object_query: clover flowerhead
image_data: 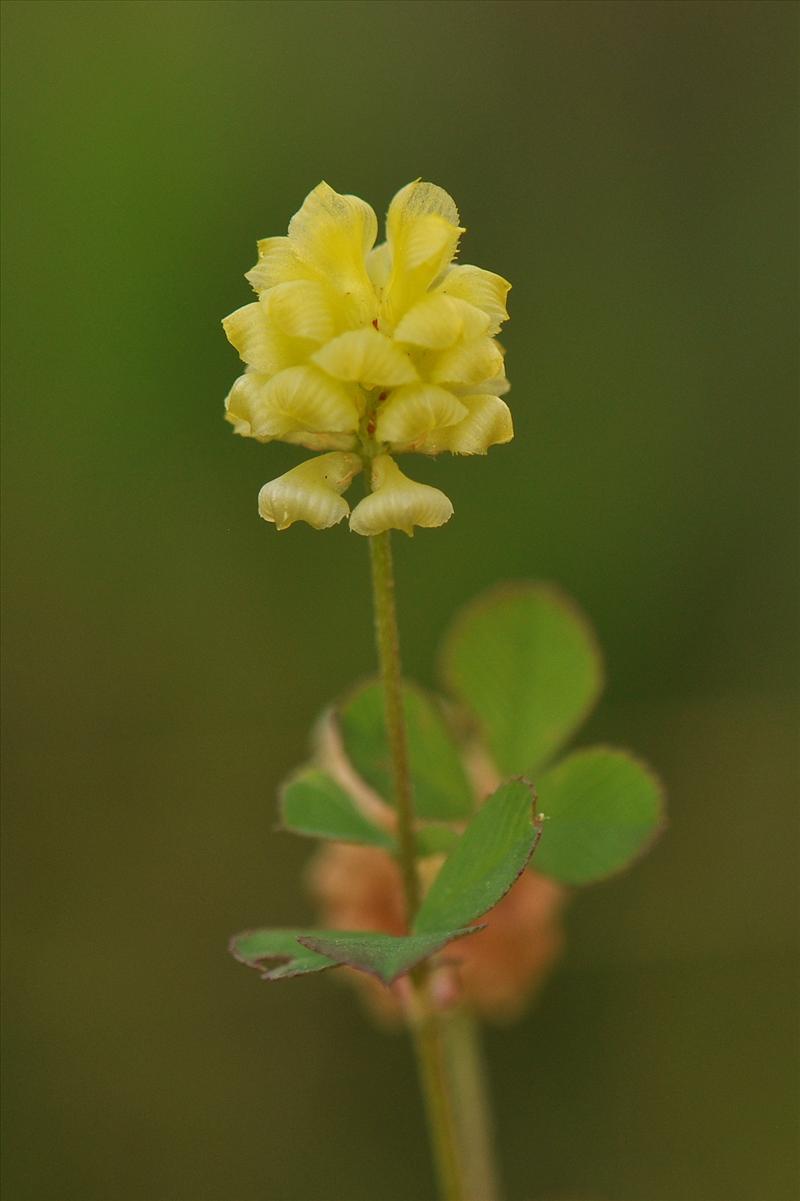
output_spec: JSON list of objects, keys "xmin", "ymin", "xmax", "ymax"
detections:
[{"xmin": 222, "ymin": 181, "xmax": 512, "ymax": 534}]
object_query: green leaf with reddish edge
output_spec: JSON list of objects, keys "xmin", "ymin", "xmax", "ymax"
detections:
[
  {"xmin": 298, "ymin": 928, "xmax": 484, "ymax": 986},
  {"xmin": 337, "ymin": 679, "xmax": 474, "ymax": 820},
  {"xmin": 439, "ymin": 582, "xmax": 603, "ymax": 776},
  {"xmin": 280, "ymin": 767, "xmax": 396, "ymax": 850},
  {"xmin": 413, "ymin": 779, "xmax": 542, "ymax": 934},
  {"xmin": 533, "ymin": 747, "xmax": 665, "ymax": 885},
  {"xmin": 229, "ymin": 928, "xmax": 349, "ymax": 980}
]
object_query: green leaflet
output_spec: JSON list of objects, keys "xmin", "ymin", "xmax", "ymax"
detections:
[
  {"xmin": 298, "ymin": 928, "xmax": 483, "ymax": 985},
  {"xmin": 414, "ymin": 779, "xmax": 542, "ymax": 934},
  {"xmin": 230, "ymin": 926, "xmax": 481, "ymax": 986},
  {"xmin": 280, "ymin": 766, "xmax": 396, "ymax": 850},
  {"xmin": 439, "ymin": 583, "xmax": 603, "ymax": 776},
  {"xmin": 338, "ymin": 679, "xmax": 474, "ymax": 820},
  {"xmin": 533, "ymin": 747, "xmax": 665, "ymax": 884},
  {"xmin": 229, "ymin": 928, "xmax": 346, "ymax": 980}
]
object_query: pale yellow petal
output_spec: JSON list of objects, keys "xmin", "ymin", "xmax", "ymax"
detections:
[
  {"xmin": 382, "ymin": 180, "xmax": 464, "ymax": 329},
  {"xmin": 402, "ymin": 214, "xmax": 460, "ymax": 273},
  {"xmin": 288, "ymin": 182, "xmax": 378, "ymax": 324},
  {"xmin": 222, "ymin": 301, "xmax": 269, "ymax": 365},
  {"xmin": 393, "ymin": 294, "xmax": 490, "ymax": 349},
  {"xmin": 382, "ymin": 220, "xmax": 461, "ymax": 329},
  {"xmin": 246, "ymin": 365, "xmax": 360, "ymax": 440},
  {"xmin": 290, "ymin": 182, "xmax": 378, "ymax": 263},
  {"xmin": 226, "ymin": 373, "xmax": 356, "ymax": 449},
  {"xmin": 267, "ymin": 280, "xmax": 336, "ymax": 343},
  {"xmin": 387, "ymin": 180, "xmax": 460, "ymax": 234},
  {"xmin": 428, "ymin": 337, "xmax": 505, "ymax": 387},
  {"xmin": 366, "ymin": 242, "xmax": 392, "ymax": 290},
  {"xmin": 245, "ymin": 236, "xmax": 318, "ymax": 293},
  {"xmin": 415, "ymin": 394, "xmax": 514, "ymax": 456},
  {"xmin": 312, "ymin": 327, "xmax": 417, "ymax": 389},
  {"xmin": 375, "ymin": 383, "xmax": 468, "ymax": 447},
  {"xmin": 280, "ymin": 430, "xmax": 358, "ymax": 452},
  {"xmin": 258, "ymin": 452, "xmax": 362, "ymax": 531},
  {"xmin": 459, "ymin": 376, "xmax": 510, "ymax": 397},
  {"xmin": 349, "ymin": 455, "xmax": 453, "ymax": 537},
  {"xmin": 225, "ymin": 372, "xmax": 270, "ymax": 441},
  {"xmin": 436, "ymin": 265, "xmax": 511, "ymax": 335},
  {"xmin": 222, "ymin": 300, "xmax": 304, "ymax": 374}
]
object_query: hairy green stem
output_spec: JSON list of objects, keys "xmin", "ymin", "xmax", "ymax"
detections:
[
  {"xmin": 368, "ymin": 530, "xmax": 421, "ymax": 920},
  {"xmin": 367, "ymin": 529, "xmax": 502, "ymax": 1200},
  {"xmin": 367, "ymin": 529, "xmax": 465, "ymax": 1200}
]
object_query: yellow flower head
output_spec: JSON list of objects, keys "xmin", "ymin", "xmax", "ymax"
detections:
[{"xmin": 222, "ymin": 181, "xmax": 512, "ymax": 534}]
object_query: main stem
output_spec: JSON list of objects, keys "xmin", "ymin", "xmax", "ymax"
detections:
[{"xmin": 368, "ymin": 530, "xmax": 464, "ymax": 1201}]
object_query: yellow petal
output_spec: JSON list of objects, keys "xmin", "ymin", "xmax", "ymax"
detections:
[
  {"xmin": 226, "ymin": 373, "xmax": 355, "ymax": 449},
  {"xmin": 461, "ymin": 376, "xmax": 510, "ymax": 397},
  {"xmin": 428, "ymin": 337, "xmax": 505, "ymax": 387},
  {"xmin": 415, "ymin": 394, "xmax": 514, "ymax": 456},
  {"xmin": 436, "ymin": 265, "xmax": 511, "ymax": 335},
  {"xmin": 222, "ymin": 301, "xmax": 269, "ymax": 364},
  {"xmin": 245, "ymin": 236, "xmax": 318, "ymax": 293},
  {"xmin": 393, "ymin": 294, "xmax": 490, "ymax": 349},
  {"xmin": 366, "ymin": 242, "xmax": 392, "ymax": 290},
  {"xmin": 349, "ymin": 455, "xmax": 453, "ymax": 537},
  {"xmin": 268, "ymin": 280, "xmax": 336, "ymax": 342},
  {"xmin": 288, "ymin": 182, "xmax": 378, "ymax": 325},
  {"xmin": 382, "ymin": 180, "xmax": 464, "ymax": 329},
  {"xmin": 312, "ymin": 327, "xmax": 417, "ymax": 389},
  {"xmin": 222, "ymin": 300, "xmax": 303, "ymax": 374},
  {"xmin": 387, "ymin": 180, "xmax": 460, "ymax": 233},
  {"xmin": 240, "ymin": 365, "xmax": 360, "ymax": 441},
  {"xmin": 280, "ymin": 430, "xmax": 358, "ymax": 452},
  {"xmin": 375, "ymin": 383, "xmax": 468, "ymax": 447},
  {"xmin": 402, "ymin": 214, "xmax": 460, "ymax": 273},
  {"xmin": 258, "ymin": 452, "xmax": 362, "ymax": 531},
  {"xmin": 225, "ymin": 372, "xmax": 269, "ymax": 441}
]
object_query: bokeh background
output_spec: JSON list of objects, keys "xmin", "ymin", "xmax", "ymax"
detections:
[{"xmin": 2, "ymin": 2, "xmax": 797, "ymax": 1199}]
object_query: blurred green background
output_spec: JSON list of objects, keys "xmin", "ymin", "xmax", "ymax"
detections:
[{"xmin": 2, "ymin": 1, "xmax": 797, "ymax": 1199}]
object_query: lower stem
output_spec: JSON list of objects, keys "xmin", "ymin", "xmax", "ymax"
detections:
[
  {"xmin": 367, "ymin": 531, "xmax": 503, "ymax": 1199},
  {"xmin": 411, "ymin": 1005, "xmax": 466, "ymax": 1201},
  {"xmin": 441, "ymin": 1008, "xmax": 503, "ymax": 1201}
]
